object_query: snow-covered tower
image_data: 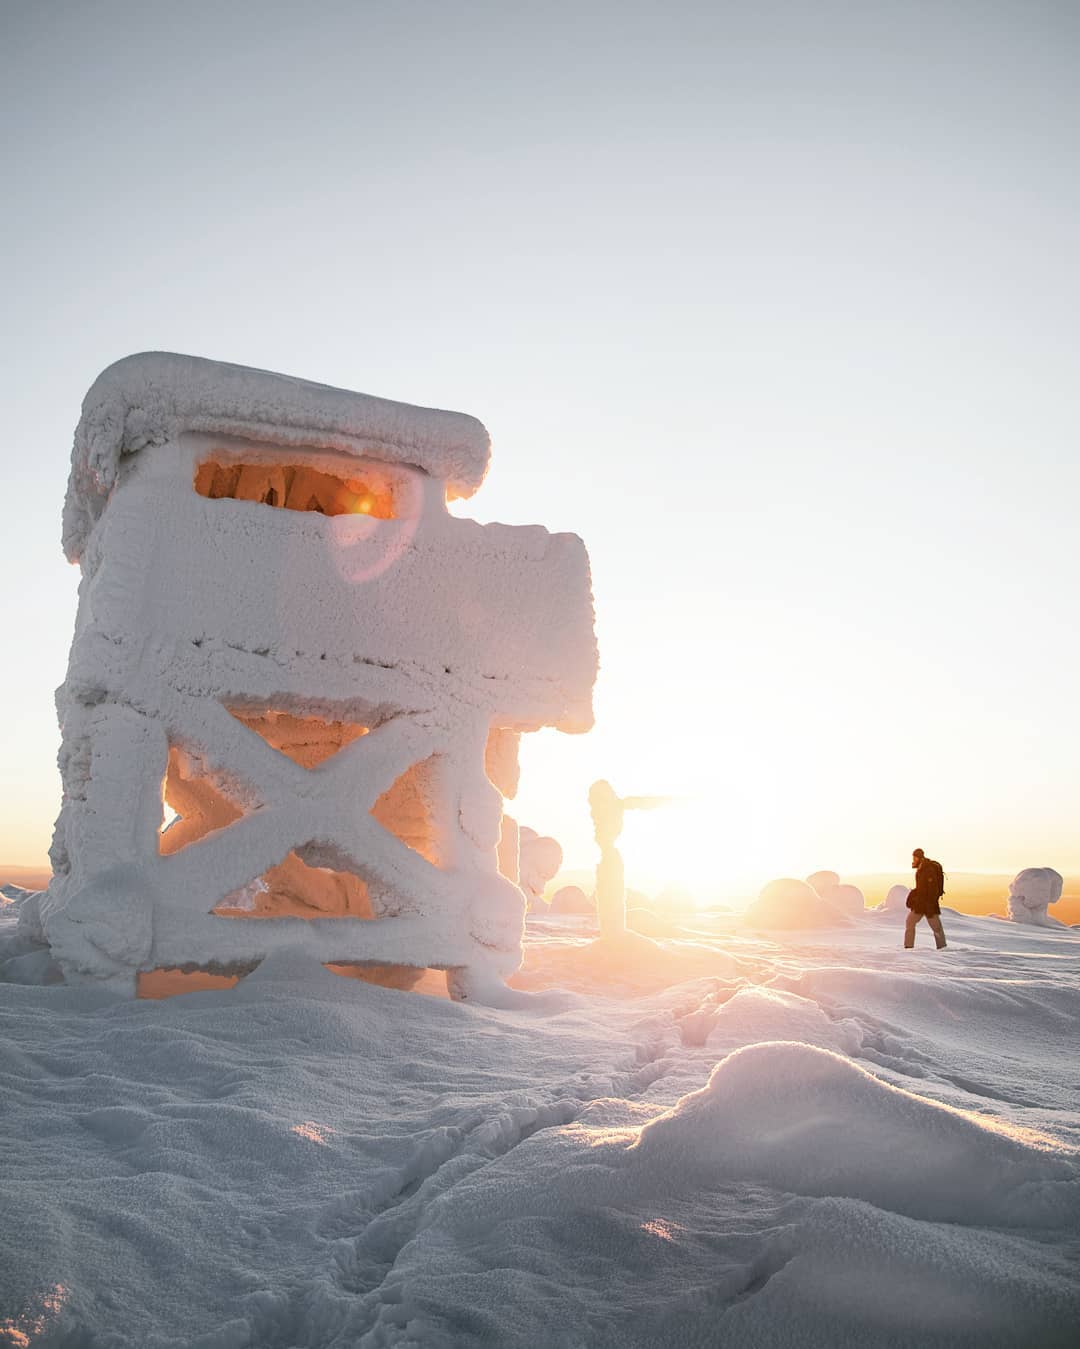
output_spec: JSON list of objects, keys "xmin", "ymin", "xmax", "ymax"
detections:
[{"xmin": 42, "ymin": 354, "xmax": 597, "ymax": 998}]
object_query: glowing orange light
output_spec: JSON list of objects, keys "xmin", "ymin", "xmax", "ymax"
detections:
[
  {"xmin": 291, "ymin": 1121, "xmax": 335, "ymax": 1145},
  {"xmin": 0, "ymin": 1284, "xmax": 67, "ymax": 1347},
  {"xmin": 194, "ymin": 459, "xmax": 395, "ymax": 518}
]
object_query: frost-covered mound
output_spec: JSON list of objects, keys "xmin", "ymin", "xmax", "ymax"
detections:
[
  {"xmin": 823, "ymin": 880, "xmax": 866, "ymax": 914},
  {"xmin": 548, "ymin": 884, "xmax": 594, "ymax": 914},
  {"xmin": 746, "ymin": 876, "xmax": 853, "ymax": 927},
  {"xmin": 1008, "ymin": 866, "xmax": 1066, "ymax": 927},
  {"xmin": 878, "ymin": 882, "xmax": 911, "ymax": 912},
  {"xmin": 1, "ymin": 899, "xmax": 1079, "ymax": 1347},
  {"xmin": 807, "ymin": 869, "xmax": 867, "ymax": 915},
  {"xmin": 634, "ymin": 1041, "xmax": 1074, "ymax": 1225}
]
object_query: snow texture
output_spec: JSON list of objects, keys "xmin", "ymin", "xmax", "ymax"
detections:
[
  {"xmin": 64, "ymin": 352, "xmax": 492, "ymax": 562},
  {"xmin": 2, "ymin": 901, "xmax": 1078, "ymax": 1347},
  {"xmin": 1007, "ymin": 867, "xmax": 1066, "ymax": 926},
  {"xmin": 46, "ymin": 354, "xmax": 598, "ymax": 997}
]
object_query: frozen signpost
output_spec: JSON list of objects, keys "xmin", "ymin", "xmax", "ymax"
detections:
[
  {"xmin": 588, "ymin": 780, "xmax": 669, "ymax": 939},
  {"xmin": 39, "ymin": 353, "xmax": 597, "ymax": 999}
]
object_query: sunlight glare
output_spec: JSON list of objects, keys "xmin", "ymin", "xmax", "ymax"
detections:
[{"xmin": 618, "ymin": 793, "xmax": 786, "ymax": 908}]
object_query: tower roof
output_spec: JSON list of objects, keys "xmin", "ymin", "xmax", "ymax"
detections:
[{"xmin": 63, "ymin": 352, "xmax": 491, "ymax": 561}]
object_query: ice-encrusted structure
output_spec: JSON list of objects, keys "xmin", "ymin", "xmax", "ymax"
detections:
[
  {"xmin": 588, "ymin": 781, "xmax": 669, "ymax": 939},
  {"xmin": 1007, "ymin": 867, "xmax": 1066, "ymax": 927},
  {"xmin": 42, "ymin": 353, "xmax": 597, "ymax": 997}
]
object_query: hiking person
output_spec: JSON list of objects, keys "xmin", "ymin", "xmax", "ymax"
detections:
[{"xmin": 904, "ymin": 848, "xmax": 947, "ymax": 949}]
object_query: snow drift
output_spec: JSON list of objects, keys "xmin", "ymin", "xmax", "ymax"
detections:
[{"xmin": 633, "ymin": 1040, "xmax": 1076, "ymax": 1227}]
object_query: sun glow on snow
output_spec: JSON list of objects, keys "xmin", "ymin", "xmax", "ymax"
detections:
[
  {"xmin": 0, "ymin": 1285, "xmax": 67, "ymax": 1347},
  {"xmin": 291, "ymin": 1121, "xmax": 335, "ymax": 1145}
]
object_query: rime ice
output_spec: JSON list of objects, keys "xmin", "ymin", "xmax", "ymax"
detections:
[
  {"xmin": 42, "ymin": 353, "xmax": 598, "ymax": 997},
  {"xmin": 1007, "ymin": 866, "xmax": 1066, "ymax": 927}
]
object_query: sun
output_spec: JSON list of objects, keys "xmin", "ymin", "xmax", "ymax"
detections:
[{"xmin": 617, "ymin": 794, "xmax": 783, "ymax": 908}]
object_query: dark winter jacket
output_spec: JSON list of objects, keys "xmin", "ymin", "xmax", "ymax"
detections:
[{"xmin": 907, "ymin": 858, "xmax": 945, "ymax": 915}]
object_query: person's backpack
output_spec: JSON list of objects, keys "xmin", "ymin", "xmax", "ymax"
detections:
[{"xmin": 926, "ymin": 859, "xmax": 945, "ymax": 899}]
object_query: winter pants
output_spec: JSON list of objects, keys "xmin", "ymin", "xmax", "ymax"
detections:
[{"xmin": 904, "ymin": 910, "xmax": 947, "ymax": 949}]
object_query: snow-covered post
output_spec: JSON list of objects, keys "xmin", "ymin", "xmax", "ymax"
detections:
[{"xmin": 588, "ymin": 781, "xmax": 669, "ymax": 941}]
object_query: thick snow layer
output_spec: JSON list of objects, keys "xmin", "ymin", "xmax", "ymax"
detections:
[
  {"xmin": 2, "ymin": 899, "xmax": 1078, "ymax": 1347},
  {"xmin": 634, "ymin": 1040, "xmax": 1073, "ymax": 1225},
  {"xmin": 1008, "ymin": 867, "xmax": 1066, "ymax": 927},
  {"xmin": 65, "ymin": 352, "xmax": 491, "ymax": 561}
]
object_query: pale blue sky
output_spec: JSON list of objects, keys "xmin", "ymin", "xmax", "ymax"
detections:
[{"xmin": 3, "ymin": 1, "xmax": 1078, "ymax": 895}]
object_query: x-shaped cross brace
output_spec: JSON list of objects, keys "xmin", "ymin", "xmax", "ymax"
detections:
[{"xmin": 154, "ymin": 699, "xmax": 457, "ymax": 918}]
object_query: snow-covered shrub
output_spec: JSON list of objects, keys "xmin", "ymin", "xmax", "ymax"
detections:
[
  {"xmin": 1007, "ymin": 867, "xmax": 1065, "ymax": 927},
  {"xmin": 746, "ymin": 878, "xmax": 851, "ymax": 928}
]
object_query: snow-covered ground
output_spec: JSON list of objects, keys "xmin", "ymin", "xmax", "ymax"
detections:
[{"xmin": 2, "ymin": 900, "xmax": 1078, "ymax": 1347}]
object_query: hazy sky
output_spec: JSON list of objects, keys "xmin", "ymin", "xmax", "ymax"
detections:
[{"xmin": 3, "ymin": 0, "xmax": 1078, "ymax": 897}]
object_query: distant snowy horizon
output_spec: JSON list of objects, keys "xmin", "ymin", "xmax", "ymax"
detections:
[{"xmin": 5, "ymin": 860, "xmax": 1080, "ymax": 923}]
